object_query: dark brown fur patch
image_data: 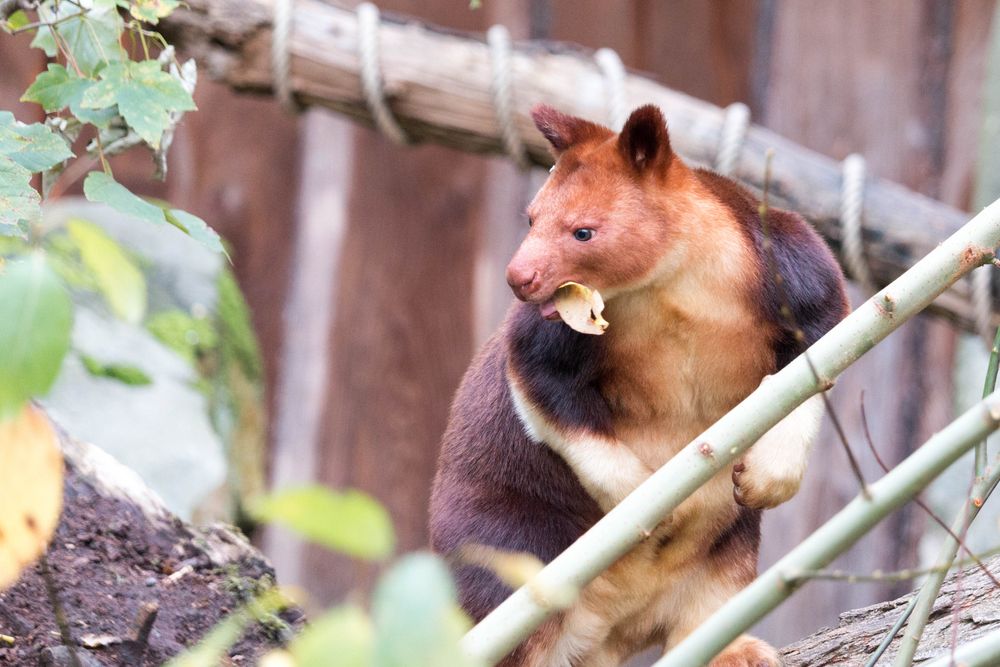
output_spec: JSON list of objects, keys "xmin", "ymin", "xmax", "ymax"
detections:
[
  {"xmin": 429, "ymin": 329, "xmax": 602, "ymax": 624},
  {"xmin": 507, "ymin": 303, "xmax": 615, "ymax": 435}
]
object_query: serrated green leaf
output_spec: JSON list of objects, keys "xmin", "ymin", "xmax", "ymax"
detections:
[
  {"xmin": 0, "ymin": 111, "xmax": 73, "ymax": 172},
  {"xmin": 67, "ymin": 219, "xmax": 146, "ymax": 323},
  {"xmin": 31, "ymin": 0, "xmax": 124, "ymax": 76},
  {"xmin": 250, "ymin": 486, "xmax": 395, "ymax": 560},
  {"xmin": 22, "ymin": 65, "xmax": 90, "ymax": 112},
  {"xmin": 80, "ymin": 353, "xmax": 152, "ymax": 385},
  {"xmin": 372, "ymin": 553, "xmax": 482, "ymax": 667},
  {"xmin": 129, "ymin": 0, "xmax": 180, "ymax": 24},
  {"xmin": 83, "ymin": 171, "xmax": 166, "ymax": 225},
  {"xmin": 20, "ymin": 64, "xmax": 114, "ymax": 127},
  {"xmin": 285, "ymin": 605, "xmax": 373, "ymax": 667},
  {"xmin": 82, "ymin": 60, "xmax": 195, "ymax": 148},
  {"xmin": 0, "ymin": 157, "xmax": 39, "ymax": 230},
  {"xmin": 165, "ymin": 208, "xmax": 224, "ymax": 254},
  {"xmin": 0, "ymin": 254, "xmax": 73, "ymax": 420},
  {"xmin": 6, "ymin": 10, "xmax": 29, "ymax": 30}
]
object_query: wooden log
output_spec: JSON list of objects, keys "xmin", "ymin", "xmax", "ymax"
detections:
[
  {"xmin": 780, "ymin": 555, "xmax": 1000, "ymax": 666},
  {"xmin": 161, "ymin": 0, "xmax": 998, "ymax": 334}
]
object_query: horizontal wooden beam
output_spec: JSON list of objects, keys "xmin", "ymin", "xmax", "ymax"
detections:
[{"xmin": 163, "ymin": 0, "xmax": 998, "ymax": 334}]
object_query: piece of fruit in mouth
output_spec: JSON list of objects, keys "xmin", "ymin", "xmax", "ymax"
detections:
[{"xmin": 550, "ymin": 282, "xmax": 609, "ymax": 335}]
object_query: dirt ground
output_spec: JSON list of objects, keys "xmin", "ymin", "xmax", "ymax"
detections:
[{"xmin": 0, "ymin": 457, "xmax": 300, "ymax": 666}]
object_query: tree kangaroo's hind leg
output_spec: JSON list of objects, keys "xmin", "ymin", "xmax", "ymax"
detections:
[{"xmin": 661, "ymin": 509, "xmax": 780, "ymax": 667}]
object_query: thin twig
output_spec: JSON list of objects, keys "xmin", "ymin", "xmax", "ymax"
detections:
[
  {"xmin": 9, "ymin": 11, "xmax": 79, "ymax": 34},
  {"xmin": 861, "ymin": 394, "xmax": 1000, "ymax": 588},
  {"xmin": 758, "ymin": 148, "xmax": 870, "ymax": 497},
  {"xmin": 38, "ymin": 554, "xmax": 81, "ymax": 667},
  {"xmin": 130, "ymin": 602, "xmax": 158, "ymax": 664},
  {"xmin": 784, "ymin": 543, "xmax": 1000, "ymax": 583}
]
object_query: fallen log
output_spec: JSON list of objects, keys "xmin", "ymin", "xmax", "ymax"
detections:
[
  {"xmin": 161, "ymin": 0, "xmax": 998, "ymax": 334},
  {"xmin": 0, "ymin": 420, "xmax": 301, "ymax": 666},
  {"xmin": 781, "ymin": 556, "xmax": 1000, "ymax": 666}
]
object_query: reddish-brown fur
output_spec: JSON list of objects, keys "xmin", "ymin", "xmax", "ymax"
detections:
[{"xmin": 430, "ymin": 104, "xmax": 848, "ymax": 666}]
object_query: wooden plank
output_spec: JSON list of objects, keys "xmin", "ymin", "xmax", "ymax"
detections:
[
  {"xmin": 0, "ymin": 33, "xmax": 45, "ymax": 122},
  {"xmin": 298, "ymin": 0, "xmax": 492, "ymax": 604},
  {"xmin": 262, "ymin": 108, "xmax": 355, "ymax": 588}
]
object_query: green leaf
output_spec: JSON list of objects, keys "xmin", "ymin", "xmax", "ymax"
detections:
[
  {"xmin": 83, "ymin": 171, "xmax": 166, "ymax": 225},
  {"xmin": 165, "ymin": 208, "xmax": 224, "ymax": 254},
  {"xmin": 20, "ymin": 64, "xmax": 115, "ymax": 127},
  {"xmin": 0, "ymin": 254, "xmax": 73, "ymax": 421},
  {"xmin": 0, "ymin": 111, "xmax": 73, "ymax": 172},
  {"xmin": 82, "ymin": 60, "xmax": 196, "ymax": 148},
  {"xmin": 216, "ymin": 270, "xmax": 261, "ymax": 380},
  {"xmin": 67, "ymin": 219, "xmax": 147, "ymax": 323},
  {"xmin": 0, "ymin": 157, "xmax": 39, "ymax": 230},
  {"xmin": 79, "ymin": 353, "xmax": 152, "ymax": 385},
  {"xmin": 372, "ymin": 553, "xmax": 481, "ymax": 667},
  {"xmin": 129, "ymin": 0, "xmax": 180, "ymax": 24},
  {"xmin": 31, "ymin": 0, "xmax": 124, "ymax": 77},
  {"xmin": 146, "ymin": 309, "xmax": 218, "ymax": 364},
  {"xmin": 286, "ymin": 605, "xmax": 373, "ymax": 667},
  {"xmin": 249, "ymin": 486, "xmax": 395, "ymax": 560},
  {"xmin": 6, "ymin": 10, "xmax": 29, "ymax": 30}
]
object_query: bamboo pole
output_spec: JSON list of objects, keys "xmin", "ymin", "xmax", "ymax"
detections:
[
  {"xmin": 161, "ymin": 0, "xmax": 996, "ymax": 334},
  {"xmin": 652, "ymin": 392, "xmax": 1000, "ymax": 667},
  {"xmin": 922, "ymin": 629, "xmax": 1000, "ymax": 667},
  {"xmin": 460, "ymin": 198, "xmax": 1000, "ymax": 665}
]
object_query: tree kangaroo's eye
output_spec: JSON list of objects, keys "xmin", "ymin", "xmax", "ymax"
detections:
[
  {"xmin": 573, "ymin": 228, "xmax": 594, "ymax": 242},
  {"xmin": 528, "ymin": 216, "xmax": 534, "ymax": 227}
]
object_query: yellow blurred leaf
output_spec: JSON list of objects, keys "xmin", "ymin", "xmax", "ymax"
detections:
[
  {"xmin": 554, "ymin": 282, "xmax": 609, "ymax": 335},
  {"xmin": 67, "ymin": 219, "xmax": 146, "ymax": 324},
  {"xmin": 0, "ymin": 404, "xmax": 63, "ymax": 590}
]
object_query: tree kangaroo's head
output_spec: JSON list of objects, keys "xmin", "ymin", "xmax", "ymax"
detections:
[{"xmin": 506, "ymin": 104, "xmax": 695, "ymax": 319}]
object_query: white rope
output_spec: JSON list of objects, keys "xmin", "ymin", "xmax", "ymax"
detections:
[
  {"xmin": 487, "ymin": 25, "xmax": 529, "ymax": 169},
  {"xmin": 973, "ymin": 267, "xmax": 995, "ymax": 344},
  {"xmin": 594, "ymin": 47, "xmax": 627, "ymax": 131},
  {"xmin": 715, "ymin": 102, "xmax": 749, "ymax": 177},
  {"xmin": 271, "ymin": 0, "xmax": 300, "ymax": 112},
  {"xmin": 840, "ymin": 153, "xmax": 877, "ymax": 293},
  {"xmin": 356, "ymin": 2, "xmax": 409, "ymax": 144}
]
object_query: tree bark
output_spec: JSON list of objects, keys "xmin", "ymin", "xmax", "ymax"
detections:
[
  {"xmin": 160, "ymin": 0, "xmax": 997, "ymax": 334},
  {"xmin": 781, "ymin": 556, "xmax": 1000, "ymax": 666}
]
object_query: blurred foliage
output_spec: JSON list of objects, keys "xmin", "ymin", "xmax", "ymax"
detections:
[{"xmin": 2, "ymin": 3, "xmax": 482, "ymax": 665}]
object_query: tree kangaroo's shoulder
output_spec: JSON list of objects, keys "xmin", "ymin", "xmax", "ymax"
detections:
[{"xmin": 695, "ymin": 167, "xmax": 850, "ymax": 365}]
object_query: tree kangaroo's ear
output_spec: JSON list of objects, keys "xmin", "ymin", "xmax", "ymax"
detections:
[
  {"xmin": 531, "ymin": 104, "xmax": 612, "ymax": 157},
  {"xmin": 618, "ymin": 105, "xmax": 672, "ymax": 174}
]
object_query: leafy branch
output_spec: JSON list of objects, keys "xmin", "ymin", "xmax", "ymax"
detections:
[{"xmin": 0, "ymin": 0, "xmax": 222, "ymax": 421}]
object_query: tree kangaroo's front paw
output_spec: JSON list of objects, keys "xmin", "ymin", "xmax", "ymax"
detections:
[
  {"xmin": 731, "ymin": 458, "xmax": 802, "ymax": 510},
  {"xmin": 709, "ymin": 635, "xmax": 782, "ymax": 667}
]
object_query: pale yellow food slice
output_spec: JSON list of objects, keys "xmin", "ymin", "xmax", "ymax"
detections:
[
  {"xmin": 554, "ymin": 282, "xmax": 609, "ymax": 335},
  {"xmin": 0, "ymin": 405, "xmax": 64, "ymax": 590}
]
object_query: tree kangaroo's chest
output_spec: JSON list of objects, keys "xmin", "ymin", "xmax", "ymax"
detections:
[{"xmin": 600, "ymin": 322, "xmax": 774, "ymax": 471}]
